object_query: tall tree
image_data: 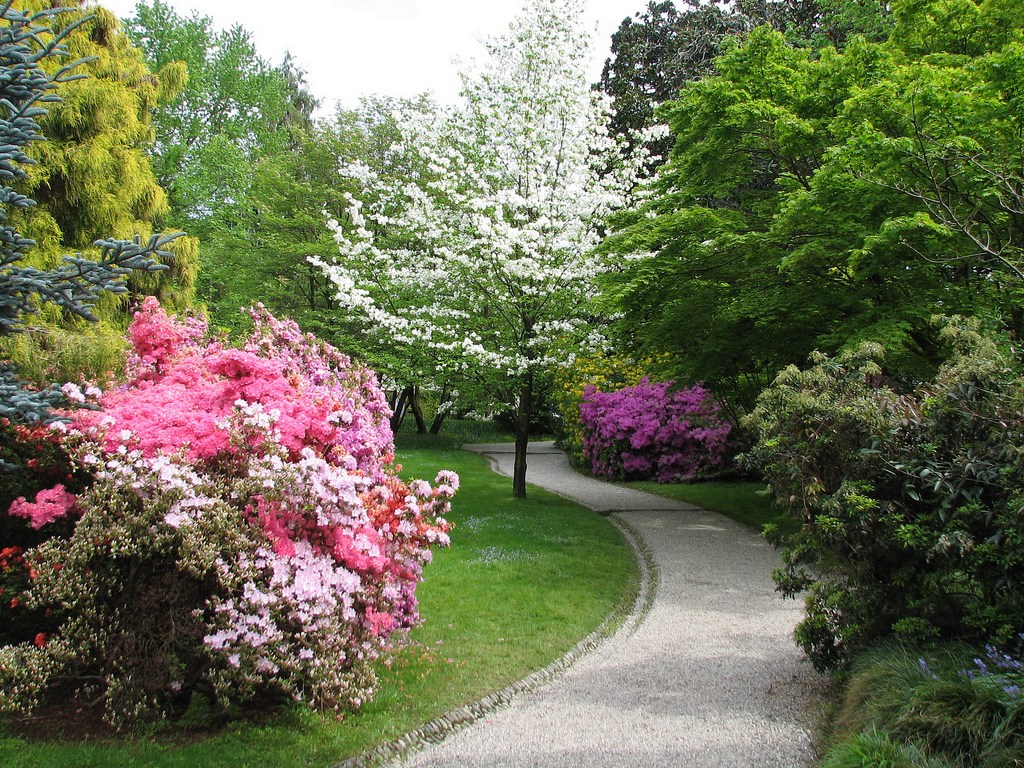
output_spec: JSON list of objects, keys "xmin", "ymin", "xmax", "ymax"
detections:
[
  {"xmin": 315, "ymin": 0, "xmax": 646, "ymax": 497},
  {"xmin": 598, "ymin": 0, "xmax": 893, "ymax": 166},
  {"xmin": 0, "ymin": 1, "xmax": 178, "ymax": 424},
  {"xmin": 121, "ymin": 2, "xmax": 340, "ymax": 332},
  {"xmin": 197, "ymin": 117, "xmax": 353, "ymax": 336},
  {"xmin": 2, "ymin": 0, "xmax": 196, "ymax": 386},
  {"xmin": 120, "ymin": 1, "xmax": 292, "ymax": 228},
  {"xmin": 602, "ymin": 0, "xmax": 1020, "ymax": 420},
  {"xmin": 599, "ymin": 0, "xmax": 746, "ymax": 159}
]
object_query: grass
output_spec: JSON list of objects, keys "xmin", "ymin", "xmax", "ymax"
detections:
[
  {"xmin": 820, "ymin": 642, "xmax": 1024, "ymax": 768},
  {"xmin": 621, "ymin": 479, "xmax": 800, "ymax": 538},
  {"xmin": 392, "ymin": 418, "xmax": 516, "ymax": 449},
  {"xmin": 0, "ymin": 446, "xmax": 638, "ymax": 767}
]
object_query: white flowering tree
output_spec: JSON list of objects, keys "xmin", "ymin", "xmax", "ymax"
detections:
[{"xmin": 313, "ymin": 0, "xmax": 646, "ymax": 497}]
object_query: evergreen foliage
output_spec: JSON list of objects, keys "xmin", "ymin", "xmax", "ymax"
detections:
[
  {"xmin": 745, "ymin": 319, "xmax": 1024, "ymax": 671},
  {"xmin": 0, "ymin": 2, "xmax": 177, "ymax": 423}
]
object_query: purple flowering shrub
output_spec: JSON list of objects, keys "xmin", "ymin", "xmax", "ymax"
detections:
[{"xmin": 579, "ymin": 379, "xmax": 732, "ymax": 483}]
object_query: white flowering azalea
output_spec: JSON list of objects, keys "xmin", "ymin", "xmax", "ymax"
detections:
[{"xmin": 312, "ymin": 0, "xmax": 648, "ymax": 497}]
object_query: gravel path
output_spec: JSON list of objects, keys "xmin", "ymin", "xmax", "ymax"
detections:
[{"xmin": 352, "ymin": 442, "xmax": 824, "ymax": 768}]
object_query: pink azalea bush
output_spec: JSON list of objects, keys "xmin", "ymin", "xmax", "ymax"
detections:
[
  {"xmin": 78, "ymin": 299, "xmax": 395, "ymax": 476},
  {"xmin": 7, "ymin": 485, "xmax": 77, "ymax": 529},
  {"xmin": 580, "ymin": 379, "xmax": 731, "ymax": 483},
  {"xmin": 0, "ymin": 299, "xmax": 455, "ymax": 727}
]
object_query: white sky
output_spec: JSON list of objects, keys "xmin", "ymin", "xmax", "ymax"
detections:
[{"xmin": 93, "ymin": 0, "xmax": 660, "ymax": 115}]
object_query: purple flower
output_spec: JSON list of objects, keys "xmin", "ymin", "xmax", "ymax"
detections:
[{"xmin": 579, "ymin": 379, "xmax": 731, "ymax": 482}]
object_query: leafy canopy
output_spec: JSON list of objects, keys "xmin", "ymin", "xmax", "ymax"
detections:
[{"xmin": 602, "ymin": 0, "xmax": 1024, "ymax": 416}]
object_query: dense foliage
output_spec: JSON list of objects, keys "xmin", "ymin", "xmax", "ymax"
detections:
[
  {"xmin": 1, "ymin": 1, "xmax": 200, "ymax": 390},
  {"xmin": 597, "ymin": 0, "xmax": 892, "ymax": 167},
  {"xmin": 580, "ymin": 379, "xmax": 731, "ymax": 483},
  {"xmin": 745, "ymin": 319, "xmax": 1024, "ymax": 671},
  {"xmin": 121, "ymin": 1, "xmax": 328, "ymax": 336},
  {"xmin": 822, "ymin": 643, "xmax": 1024, "ymax": 768},
  {"xmin": 551, "ymin": 352, "xmax": 657, "ymax": 465},
  {"xmin": 602, "ymin": 0, "xmax": 1023, "ymax": 417},
  {"xmin": 121, "ymin": 0, "xmax": 295, "ymax": 227},
  {"xmin": 0, "ymin": 2, "xmax": 180, "ymax": 424},
  {"xmin": 0, "ymin": 299, "xmax": 454, "ymax": 727}
]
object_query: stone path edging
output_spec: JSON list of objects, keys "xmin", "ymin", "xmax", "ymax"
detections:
[
  {"xmin": 333, "ymin": 515, "xmax": 658, "ymax": 768},
  {"xmin": 337, "ymin": 440, "xmax": 822, "ymax": 768}
]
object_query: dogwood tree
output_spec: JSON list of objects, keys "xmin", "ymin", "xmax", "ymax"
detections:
[{"xmin": 313, "ymin": 0, "xmax": 647, "ymax": 497}]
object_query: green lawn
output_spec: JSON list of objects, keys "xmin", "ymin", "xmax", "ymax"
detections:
[
  {"xmin": 0, "ymin": 447, "xmax": 637, "ymax": 767},
  {"xmin": 622, "ymin": 479, "xmax": 800, "ymax": 538}
]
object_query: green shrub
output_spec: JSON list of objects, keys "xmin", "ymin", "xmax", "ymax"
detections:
[{"xmin": 745, "ymin": 318, "xmax": 1024, "ymax": 670}]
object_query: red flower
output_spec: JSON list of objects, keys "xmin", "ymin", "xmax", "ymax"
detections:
[{"xmin": 33, "ymin": 633, "xmax": 46, "ymax": 647}]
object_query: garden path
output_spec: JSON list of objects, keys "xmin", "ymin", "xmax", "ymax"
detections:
[{"xmin": 377, "ymin": 441, "xmax": 824, "ymax": 767}]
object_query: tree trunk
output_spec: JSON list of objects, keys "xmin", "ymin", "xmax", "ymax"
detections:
[
  {"xmin": 429, "ymin": 383, "xmax": 451, "ymax": 435},
  {"xmin": 409, "ymin": 386, "xmax": 427, "ymax": 433},
  {"xmin": 512, "ymin": 380, "xmax": 533, "ymax": 499},
  {"xmin": 429, "ymin": 408, "xmax": 447, "ymax": 435},
  {"xmin": 389, "ymin": 386, "xmax": 412, "ymax": 433}
]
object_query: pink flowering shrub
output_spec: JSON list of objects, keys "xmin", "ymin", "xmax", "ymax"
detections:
[
  {"xmin": 580, "ymin": 379, "xmax": 732, "ymax": 483},
  {"xmin": 76, "ymin": 298, "xmax": 394, "ymax": 477},
  {"xmin": 7, "ymin": 485, "xmax": 77, "ymax": 529},
  {"xmin": 0, "ymin": 299, "xmax": 455, "ymax": 728}
]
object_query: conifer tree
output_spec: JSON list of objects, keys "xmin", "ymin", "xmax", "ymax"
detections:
[
  {"xmin": 0, "ymin": 2, "xmax": 178, "ymax": 423},
  {"xmin": 1, "ymin": 0, "xmax": 195, "ymax": 387}
]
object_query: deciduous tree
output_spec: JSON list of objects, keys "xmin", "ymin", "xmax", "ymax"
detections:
[
  {"xmin": 602, "ymin": 0, "xmax": 1018, "ymax": 419},
  {"xmin": 315, "ymin": 0, "xmax": 646, "ymax": 497}
]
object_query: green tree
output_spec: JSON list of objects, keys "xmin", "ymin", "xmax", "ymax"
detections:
[
  {"xmin": 121, "ymin": 2, "xmax": 350, "ymax": 336},
  {"xmin": 602, "ymin": 0, "xmax": 1017, "ymax": 419},
  {"xmin": 0, "ymin": 2, "xmax": 179, "ymax": 423},
  {"xmin": 2, "ymin": 0, "xmax": 196, "ymax": 386},
  {"xmin": 121, "ymin": 1, "xmax": 290, "ymax": 227},
  {"xmin": 597, "ymin": 0, "xmax": 892, "ymax": 166},
  {"xmin": 197, "ymin": 117, "xmax": 353, "ymax": 336},
  {"xmin": 599, "ymin": 1, "xmax": 746, "ymax": 160}
]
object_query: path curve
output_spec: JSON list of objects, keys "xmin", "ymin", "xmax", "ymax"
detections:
[{"xmin": 381, "ymin": 442, "xmax": 823, "ymax": 767}]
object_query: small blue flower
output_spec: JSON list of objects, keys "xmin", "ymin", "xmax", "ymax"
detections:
[{"xmin": 919, "ymin": 657, "xmax": 939, "ymax": 680}]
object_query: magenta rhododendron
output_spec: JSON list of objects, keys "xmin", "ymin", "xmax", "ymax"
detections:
[
  {"xmin": 580, "ymin": 379, "xmax": 731, "ymax": 483},
  {"xmin": 1, "ymin": 299, "xmax": 455, "ymax": 727}
]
